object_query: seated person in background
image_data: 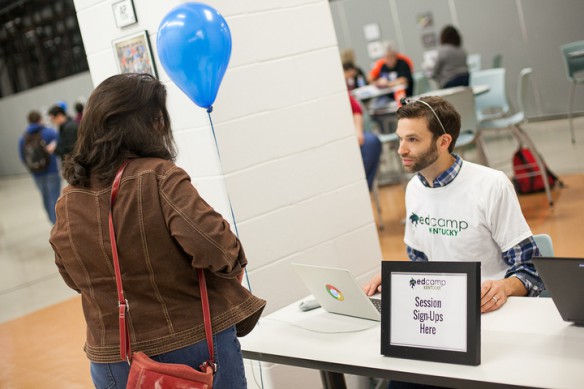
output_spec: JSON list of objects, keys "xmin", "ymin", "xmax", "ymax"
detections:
[
  {"xmin": 363, "ymin": 96, "xmax": 544, "ymax": 313},
  {"xmin": 429, "ymin": 25, "xmax": 470, "ymax": 88},
  {"xmin": 349, "ymin": 93, "xmax": 381, "ymax": 191},
  {"xmin": 343, "ymin": 61, "xmax": 367, "ymax": 90},
  {"xmin": 368, "ymin": 42, "xmax": 414, "ymax": 98}
]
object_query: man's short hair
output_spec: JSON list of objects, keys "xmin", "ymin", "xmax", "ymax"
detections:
[
  {"xmin": 75, "ymin": 102, "xmax": 84, "ymax": 114},
  {"xmin": 342, "ymin": 61, "xmax": 357, "ymax": 71},
  {"xmin": 27, "ymin": 110, "xmax": 42, "ymax": 124},
  {"xmin": 397, "ymin": 96, "xmax": 461, "ymax": 153},
  {"xmin": 48, "ymin": 105, "xmax": 66, "ymax": 117},
  {"xmin": 385, "ymin": 41, "xmax": 398, "ymax": 55}
]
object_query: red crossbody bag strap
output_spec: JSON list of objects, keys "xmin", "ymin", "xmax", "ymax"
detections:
[
  {"xmin": 109, "ymin": 161, "xmax": 215, "ymax": 369},
  {"xmin": 109, "ymin": 160, "xmax": 131, "ymax": 361},
  {"xmin": 197, "ymin": 268, "xmax": 215, "ymax": 370}
]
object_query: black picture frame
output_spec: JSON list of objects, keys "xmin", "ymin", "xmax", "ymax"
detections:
[
  {"xmin": 112, "ymin": 0, "xmax": 138, "ymax": 28},
  {"xmin": 381, "ymin": 261, "xmax": 481, "ymax": 366}
]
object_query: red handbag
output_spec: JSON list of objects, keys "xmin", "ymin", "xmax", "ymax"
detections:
[{"xmin": 109, "ymin": 161, "xmax": 215, "ymax": 388}]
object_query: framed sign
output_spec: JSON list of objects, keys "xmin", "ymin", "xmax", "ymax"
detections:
[
  {"xmin": 381, "ymin": 261, "xmax": 480, "ymax": 366},
  {"xmin": 416, "ymin": 12, "xmax": 433, "ymax": 29},
  {"xmin": 363, "ymin": 23, "xmax": 381, "ymax": 41},
  {"xmin": 421, "ymin": 32, "xmax": 438, "ymax": 48},
  {"xmin": 112, "ymin": 31, "xmax": 157, "ymax": 77},
  {"xmin": 112, "ymin": 0, "xmax": 137, "ymax": 28}
]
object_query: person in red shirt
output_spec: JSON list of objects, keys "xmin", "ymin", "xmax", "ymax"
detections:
[{"xmin": 349, "ymin": 93, "xmax": 382, "ymax": 190}]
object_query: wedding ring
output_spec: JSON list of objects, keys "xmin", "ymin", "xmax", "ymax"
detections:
[{"xmin": 492, "ymin": 296, "xmax": 498, "ymax": 303}]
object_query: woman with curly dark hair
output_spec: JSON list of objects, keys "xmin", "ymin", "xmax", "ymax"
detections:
[{"xmin": 50, "ymin": 73, "xmax": 265, "ymax": 389}]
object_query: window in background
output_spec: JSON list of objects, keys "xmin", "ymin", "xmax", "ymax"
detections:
[{"xmin": 0, "ymin": 0, "xmax": 89, "ymax": 97}]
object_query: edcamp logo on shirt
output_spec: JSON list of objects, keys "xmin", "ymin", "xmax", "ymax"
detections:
[
  {"xmin": 409, "ymin": 212, "xmax": 469, "ymax": 237},
  {"xmin": 409, "ymin": 276, "xmax": 447, "ymax": 290}
]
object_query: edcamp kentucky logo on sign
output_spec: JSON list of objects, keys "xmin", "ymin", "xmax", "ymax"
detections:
[{"xmin": 390, "ymin": 272, "xmax": 467, "ymax": 352}]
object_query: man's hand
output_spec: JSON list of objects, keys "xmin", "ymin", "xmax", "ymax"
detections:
[
  {"xmin": 374, "ymin": 78, "xmax": 390, "ymax": 88},
  {"xmin": 480, "ymin": 277, "xmax": 527, "ymax": 313},
  {"xmin": 363, "ymin": 273, "xmax": 382, "ymax": 296}
]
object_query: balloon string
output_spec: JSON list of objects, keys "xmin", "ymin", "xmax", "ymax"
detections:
[{"xmin": 206, "ymin": 109, "xmax": 253, "ymax": 295}]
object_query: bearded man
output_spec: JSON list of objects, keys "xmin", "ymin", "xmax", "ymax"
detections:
[{"xmin": 364, "ymin": 96, "xmax": 544, "ymax": 315}]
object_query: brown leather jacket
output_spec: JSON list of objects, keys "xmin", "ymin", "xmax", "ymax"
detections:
[{"xmin": 50, "ymin": 158, "xmax": 265, "ymax": 362}]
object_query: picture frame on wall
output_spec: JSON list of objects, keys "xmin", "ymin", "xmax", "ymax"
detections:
[
  {"xmin": 112, "ymin": 31, "xmax": 157, "ymax": 78},
  {"xmin": 112, "ymin": 0, "xmax": 137, "ymax": 28},
  {"xmin": 416, "ymin": 12, "xmax": 433, "ymax": 29}
]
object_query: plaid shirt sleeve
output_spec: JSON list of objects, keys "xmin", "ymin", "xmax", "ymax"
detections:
[
  {"xmin": 407, "ymin": 245, "xmax": 429, "ymax": 262},
  {"xmin": 502, "ymin": 236, "xmax": 545, "ymax": 297}
]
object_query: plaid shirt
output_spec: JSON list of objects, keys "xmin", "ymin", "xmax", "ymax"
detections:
[{"xmin": 407, "ymin": 154, "xmax": 544, "ymax": 296}]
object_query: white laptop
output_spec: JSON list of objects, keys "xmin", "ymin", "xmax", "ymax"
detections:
[{"xmin": 291, "ymin": 263, "xmax": 381, "ymax": 322}]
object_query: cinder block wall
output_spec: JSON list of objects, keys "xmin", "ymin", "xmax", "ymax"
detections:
[{"xmin": 74, "ymin": 0, "xmax": 382, "ymax": 387}]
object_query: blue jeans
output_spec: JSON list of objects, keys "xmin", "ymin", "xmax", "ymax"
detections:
[
  {"xmin": 90, "ymin": 326, "xmax": 246, "ymax": 389},
  {"xmin": 360, "ymin": 132, "xmax": 382, "ymax": 191},
  {"xmin": 33, "ymin": 172, "xmax": 61, "ymax": 224},
  {"xmin": 443, "ymin": 73, "xmax": 470, "ymax": 88}
]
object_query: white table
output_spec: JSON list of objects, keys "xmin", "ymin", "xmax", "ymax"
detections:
[
  {"xmin": 241, "ymin": 297, "xmax": 584, "ymax": 389},
  {"xmin": 351, "ymin": 84, "xmax": 406, "ymax": 101},
  {"xmin": 568, "ymin": 49, "xmax": 584, "ymax": 59},
  {"xmin": 420, "ymin": 85, "xmax": 490, "ymax": 98}
]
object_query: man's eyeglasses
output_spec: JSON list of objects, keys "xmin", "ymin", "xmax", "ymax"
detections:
[{"xmin": 399, "ymin": 97, "xmax": 447, "ymax": 135}]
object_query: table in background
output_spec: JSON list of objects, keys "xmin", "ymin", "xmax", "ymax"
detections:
[
  {"xmin": 568, "ymin": 49, "xmax": 584, "ymax": 59},
  {"xmin": 419, "ymin": 84, "xmax": 490, "ymax": 98},
  {"xmin": 241, "ymin": 297, "xmax": 584, "ymax": 389},
  {"xmin": 351, "ymin": 84, "xmax": 406, "ymax": 102}
]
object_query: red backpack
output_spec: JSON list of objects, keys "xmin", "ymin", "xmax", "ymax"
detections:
[{"xmin": 512, "ymin": 147, "xmax": 561, "ymax": 194}]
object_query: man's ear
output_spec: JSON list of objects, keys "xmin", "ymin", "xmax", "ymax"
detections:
[{"xmin": 439, "ymin": 133, "xmax": 453, "ymax": 151}]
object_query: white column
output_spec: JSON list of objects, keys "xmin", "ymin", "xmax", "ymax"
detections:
[{"xmin": 75, "ymin": 1, "xmax": 382, "ymax": 386}]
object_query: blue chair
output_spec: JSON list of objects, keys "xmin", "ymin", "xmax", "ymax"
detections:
[
  {"xmin": 560, "ymin": 40, "xmax": 584, "ymax": 144},
  {"xmin": 467, "ymin": 54, "xmax": 482, "ymax": 73},
  {"xmin": 470, "ymin": 68, "xmax": 511, "ymax": 122},
  {"xmin": 479, "ymin": 68, "xmax": 554, "ymax": 206},
  {"xmin": 533, "ymin": 234, "xmax": 554, "ymax": 257},
  {"xmin": 437, "ymin": 87, "xmax": 489, "ymax": 165},
  {"xmin": 492, "ymin": 54, "xmax": 502, "ymax": 68},
  {"xmin": 533, "ymin": 233, "xmax": 554, "ymax": 298},
  {"xmin": 412, "ymin": 71, "xmax": 436, "ymax": 96}
]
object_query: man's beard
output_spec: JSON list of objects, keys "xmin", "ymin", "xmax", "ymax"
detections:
[{"xmin": 403, "ymin": 141, "xmax": 439, "ymax": 173}]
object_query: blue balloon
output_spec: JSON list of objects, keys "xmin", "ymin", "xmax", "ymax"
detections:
[{"xmin": 157, "ymin": 3, "xmax": 232, "ymax": 110}]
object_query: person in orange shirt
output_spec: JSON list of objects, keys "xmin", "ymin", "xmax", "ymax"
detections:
[{"xmin": 368, "ymin": 43, "xmax": 414, "ymax": 98}]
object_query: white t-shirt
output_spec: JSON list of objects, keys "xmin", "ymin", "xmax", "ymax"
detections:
[{"xmin": 404, "ymin": 160, "xmax": 532, "ymax": 281}]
